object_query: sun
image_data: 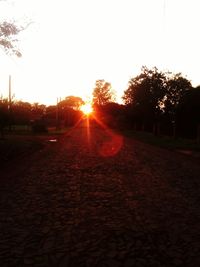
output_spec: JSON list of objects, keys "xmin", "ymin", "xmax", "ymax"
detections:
[{"xmin": 80, "ymin": 103, "xmax": 93, "ymax": 115}]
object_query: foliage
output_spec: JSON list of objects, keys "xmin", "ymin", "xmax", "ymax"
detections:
[
  {"xmin": 164, "ymin": 73, "xmax": 192, "ymax": 115},
  {"xmin": 123, "ymin": 66, "xmax": 166, "ymax": 111},
  {"xmin": 0, "ymin": 67, "xmax": 198, "ymax": 140},
  {"xmin": 12, "ymin": 101, "xmax": 32, "ymax": 124},
  {"xmin": 32, "ymin": 119, "xmax": 48, "ymax": 133},
  {"xmin": 94, "ymin": 102, "xmax": 125, "ymax": 128},
  {"xmin": 45, "ymin": 105, "xmax": 57, "ymax": 120},
  {"xmin": 123, "ymin": 67, "xmax": 192, "ymax": 115},
  {"xmin": 123, "ymin": 66, "xmax": 167, "ymax": 130},
  {"xmin": 92, "ymin": 79, "xmax": 116, "ymax": 106},
  {"xmin": 0, "ymin": 21, "xmax": 22, "ymax": 57},
  {"xmin": 31, "ymin": 103, "xmax": 46, "ymax": 119},
  {"xmin": 176, "ymin": 86, "xmax": 200, "ymax": 138},
  {"xmin": 0, "ymin": 98, "xmax": 9, "ymax": 137},
  {"xmin": 122, "ymin": 67, "xmax": 194, "ymax": 136},
  {"xmin": 59, "ymin": 96, "xmax": 84, "ymax": 110}
]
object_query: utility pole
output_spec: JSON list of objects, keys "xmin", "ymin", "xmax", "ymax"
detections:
[
  {"xmin": 8, "ymin": 75, "xmax": 12, "ymax": 132},
  {"xmin": 56, "ymin": 97, "xmax": 59, "ymax": 130}
]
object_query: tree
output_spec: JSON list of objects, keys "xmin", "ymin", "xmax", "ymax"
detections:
[
  {"xmin": 161, "ymin": 73, "xmax": 192, "ymax": 138},
  {"xmin": 98, "ymin": 102, "xmax": 125, "ymax": 128},
  {"xmin": 164, "ymin": 73, "xmax": 192, "ymax": 115},
  {"xmin": 0, "ymin": 97, "xmax": 9, "ymax": 138},
  {"xmin": 12, "ymin": 100, "xmax": 32, "ymax": 124},
  {"xmin": 176, "ymin": 86, "xmax": 200, "ymax": 138},
  {"xmin": 59, "ymin": 96, "xmax": 84, "ymax": 110},
  {"xmin": 0, "ymin": 21, "xmax": 22, "ymax": 57},
  {"xmin": 123, "ymin": 66, "xmax": 166, "ymax": 108},
  {"xmin": 92, "ymin": 79, "xmax": 116, "ymax": 106},
  {"xmin": 123, "ymin": 66, "xmax": 167, "ymax": 132},
  {"xmin": 56, "ymin": 96, "xmax": 84, "ymax": 127}
]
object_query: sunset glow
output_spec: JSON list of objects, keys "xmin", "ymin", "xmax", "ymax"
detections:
[
  {"xmin": 80, "ymin": 103, "xmax": 93, "ymax": 116},
  {"xmin": 0, "ymin": 0, "xmax": 200, "ymax": 105}
]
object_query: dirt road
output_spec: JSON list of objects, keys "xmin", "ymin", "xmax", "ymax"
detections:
[{"xmin": 0, "ymin": 122, "xmax": 199, "ymax": 266}]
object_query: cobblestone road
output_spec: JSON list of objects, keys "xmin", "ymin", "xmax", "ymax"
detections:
[{"xmin": 0, "ymin": 123, "xmax": 200, "ymax": 266}]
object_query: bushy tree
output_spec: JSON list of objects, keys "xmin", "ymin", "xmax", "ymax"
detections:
[
  {"xmin": 176, "ymin": 86, "xmax": 200, "ymax": 138},
  {"xmin": 92, "ymin": 79, "xmax": 116, "ymax": 106},
  {"xmin": 0, "ymin": 98, "xmax": 9, "ymax": 137},
  {"xmin": 98, "ymin": 102, "xmax": 125, "ymax": 128},
  {"xmin": 31, "ymin": 103, "xmax": 46, "ymax": 120},
  {"xmin": 164, "ymin": 73, "xmax": 192, "ymax": 116},
  {"xmin": 122, "ymin": 66, "xmax": 194, "ymax": 136},
  {"xmin": 123, "ymin": 66, "xmax": 167, "ymax": 131},
  {"xmin": 59, "ymin": 96, "xmax": 84, "ymax": 110},
  {"xmin": 12, "ymin": 101, "xmax": 32, "ymax": 124},
  {"xmin": 123, "ymin": 66, "xmax": 166, "ymax": 110}
]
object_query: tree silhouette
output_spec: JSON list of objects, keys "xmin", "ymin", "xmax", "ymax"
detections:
[
  {"xmin": 123, "ymin": 66, "xmax": 166, "ymax": 108},
  {"xmin": 92, "ymin": 80, "xmax": 115, "ymax": 106},
  {"xmin": 12, "ymin": 101, "xmax": 32, "ymax": 125},
  {"xmin": 164, "ymin": 73, "xmax": 192, "ymax": 116},
  {"xmin": 0, "ymin": 98, "xmax": 9, "ymax": 138},
  {"xmin": 123, "ymin": 66, "xmax": 167, "ymax": 132},
  {"xmin": 176, "ymin": 86, "xmax": 200, "ymax": 138},
  {"xmin": 160, "ymin": 73, "xmax": 192, "ymax": 138},
  {"xmin": 98, "ymin": 102, "xmax": 125, "ymax": 128},
  {"xmin": 56, "ymin": 96, "xmax": 83, "ymax": 127},
  {"xmin": 59, "ymin": 96, "xmax": 84, "ymax": 110}
]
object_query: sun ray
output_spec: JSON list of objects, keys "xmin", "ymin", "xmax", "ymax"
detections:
[
  {"xmin": 86, "ymin": 115, "xmax": 91, "ymax": 151},
  {"xmin": 80, "ymin": 103, "xmax": 93, "ymax": 116},
  {"xmin": 64, "ymin": 114, "xmax": 85, "ymax": 137},
  {"xmin": 91, "ymin": 113, "xmax": 124, "ymax": 157}
]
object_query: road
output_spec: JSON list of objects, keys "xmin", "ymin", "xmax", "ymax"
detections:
[{"xmin": 0, "ymin": 121, "xmax": 200, "ymax": 266}]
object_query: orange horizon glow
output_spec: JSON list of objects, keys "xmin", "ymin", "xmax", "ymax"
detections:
[
  {"xmin": 64, "ymin": 107, "xmax": 123, "ymax": 157},
  {"xmin": 80, "ymin": 102, "xmax": 93, "ymax": 116},
  {"xmin": 1, "ymin": 0, "xmax": 200, "ymax": 105}
]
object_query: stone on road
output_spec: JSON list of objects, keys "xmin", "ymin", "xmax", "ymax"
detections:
[{"xmin": 0, "ymin": 124, "xmax": 199, "ymax": 266}]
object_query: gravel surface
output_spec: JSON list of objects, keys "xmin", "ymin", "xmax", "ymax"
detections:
[{"xmin": 0, "ymin": 122, "xmax": 200, "ymax": 266}]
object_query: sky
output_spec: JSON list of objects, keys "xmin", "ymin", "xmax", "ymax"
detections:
[{"xmin": 0, "ymin": 0, "xmax": 200, "ymax": 105}]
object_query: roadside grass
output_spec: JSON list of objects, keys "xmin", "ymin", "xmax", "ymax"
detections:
[
  {"xmin": 122, "ymin": 130, "xmax": 200, "ymax": 152},
  {"xmin": 4, "ymin": 125, "xmax": 69, "ymax": 136},
  {"xmin": 46, "ymin": 127, "xmax": 69, "ymax": 135},
  {"xmin": 0, "ymin": 136, "xmax": 43, "ymax": 165},
  {"xmin": 0, "ymin": 126, "xmax": 69, "ymax": 165}
]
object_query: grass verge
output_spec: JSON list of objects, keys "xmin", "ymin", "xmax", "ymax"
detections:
[
  {"xmin": 121, "ymin": 130, "xmax": 200, "ymax": 152},
  {"xmin": 0, "ymin": 136, "xmax": 44, "ymax": 165}
]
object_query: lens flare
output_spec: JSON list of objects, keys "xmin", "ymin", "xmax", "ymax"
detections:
[
  {"xmin": 99, "ymin": 135, "xmax": 123, "ymax": 157},
  {"xmin": 80, "ymin": 103, "xmax": 93, "ymax": 115}
]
